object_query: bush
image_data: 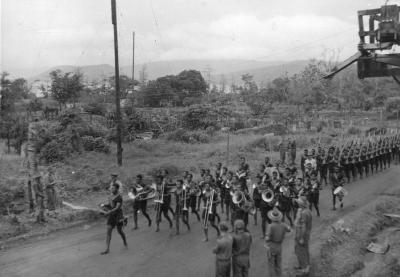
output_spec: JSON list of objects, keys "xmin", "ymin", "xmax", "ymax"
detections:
[
  {"xmin": 147, "ymin": 163, "xmax": 180, "ymax": 178},
  {"xmin": 83, "ymin": 102, "xmax": 107, "ymax": 116},
  {"xmin": 81, "ymin": 136, "xmax": 110, "ymax": 153},
  {"xmin": 347, "ymin": 126, "xmax": 361, "ymax": 135},
  {"xmin": 165, "ymin": 128, "xmax": 210, "ymax": 143},
  {"xmin": 39, "ymin": 138, "xmax": 73, "ymax": 163}
]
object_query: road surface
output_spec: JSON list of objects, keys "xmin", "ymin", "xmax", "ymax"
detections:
[{"xmin": 1, "ymin": 166, "xmax": 400, "ymax": 277}]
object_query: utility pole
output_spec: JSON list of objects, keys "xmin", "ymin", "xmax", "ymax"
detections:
[
  {"xmin": 132, "ymin": 31, "xmax": 135, "ymax": 88},
  {"xmin": 111, "ymin": 0, "xmax": 123, "ymax": 166}
]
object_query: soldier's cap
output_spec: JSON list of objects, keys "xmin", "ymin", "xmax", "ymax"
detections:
[
  {"xmin": 111, "ymin": 173, "xmax": 118, "ymax": 176},
  {"xmin": 234, "ymin": 219, "xmax": 245, "ymax": 230},
  {"xmin": 268, "ymin": 208, "xmax": 283, "ymax": 222}
]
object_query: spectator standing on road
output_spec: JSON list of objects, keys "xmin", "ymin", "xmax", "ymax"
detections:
[
  {"xmin": 213, "ymin": 222, "xmax": 233, "ymax": 277},
  {"xmin": 232, "ymin": 219, "xmax": 252, "ymax": 277},
  {"xmin": 294, "ymin": 196, "xmax": 312, "ymax": 273},
  {"xmin": 264, "ymin": 208, "xmax": 291, "ymax": 277}
]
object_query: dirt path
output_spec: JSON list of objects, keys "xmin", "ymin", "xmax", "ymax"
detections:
[{"xmin": 1, "ymin": 166, "xmax": 400, "ymax": 277}]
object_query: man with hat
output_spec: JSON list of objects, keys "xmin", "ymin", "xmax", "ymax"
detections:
[
  {"xmin": 130, "ymin": 174, "xmax": 152, "ymax": 230},
  {"xmin": 294, "ymin": 196, "xmax": 312, "ymax": 273},
  {"xmin": 232, "ymin": 219, "xmax": 252, "ymax": 277},
  {"xmin": 213, "ymin": 221, "xmax": 233, "ymax": 277},
  {"xmin": 264, "ymin": 208, "xmax": 291, "ymax": 277},
  {"xmin": 45, "ymin": 167, "xmax": 59, "ymax": 213},
  {"xmin": 109, "ymin": 173, "xmax": 124, "ymax": 194},
  {"xmin": 32, "ymin": 171, "xmax": 46, "ymax": 223}
]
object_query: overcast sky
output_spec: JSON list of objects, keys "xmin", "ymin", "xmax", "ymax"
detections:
[{"xmin": 1, "ymin": 0, "xmax": 398, "ymax": 71}]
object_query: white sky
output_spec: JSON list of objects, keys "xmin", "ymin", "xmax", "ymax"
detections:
[{"xmin": 1, "ymin": 0, "xmax": 398, "ymax": 70}]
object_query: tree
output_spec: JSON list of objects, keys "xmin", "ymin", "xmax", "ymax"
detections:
[
  {"xmin": 49, "ymin": 70, "xmax": 84, "ymax": 108},
  {"xmin": 107, "ymin": 75, "xmax": 137, "ymax": 99},
  {"xmin": 138, "ymin": 70, "xmax": 207, "ymax": 107}
]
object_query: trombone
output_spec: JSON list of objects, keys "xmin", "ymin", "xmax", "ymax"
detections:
[
  {"xmin": 154, "ymin": 179, "xmax": 165, "ymax": 222},
  {"xmin": 182, "ymin": 184, "xmax": 188, "ymax": 211},
  {"xmin": 203, "ymin": 189, "xmax": 215, "ymax": 229}
]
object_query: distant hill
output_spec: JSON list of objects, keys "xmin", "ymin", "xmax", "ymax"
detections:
[
  {"xmin": 216, "ymin": 60, "xmax": 309, "ymax": 84},
  {"xmin": 29, "ymin": 64, "xmax": 115, "ymax": 82},
  {"xmin": 27, "ymin": 59, "xmax": 310, "ymax": 84}
]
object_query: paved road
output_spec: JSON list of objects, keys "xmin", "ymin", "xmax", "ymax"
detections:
[{"xmin": 1, "ymin": 166, "xmax": 400, "ymax": 277}]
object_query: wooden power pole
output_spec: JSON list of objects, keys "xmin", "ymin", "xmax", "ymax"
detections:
[
  {"xmin": 132, "ymin": 31, "xmax": 135, "ymax": 86},
  {"xmin": 111, "ymin": 0, "xmax": 123, "ymax": 166}
]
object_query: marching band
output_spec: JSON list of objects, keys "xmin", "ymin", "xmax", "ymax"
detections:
[{"xmin": 121, "ymin": 133, "xmax": 400, "ymax": 242}]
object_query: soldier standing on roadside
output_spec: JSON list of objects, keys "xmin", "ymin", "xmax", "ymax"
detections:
[
  {"xmin": 264, "ymin": 208, "xmax": 291, "ymax": 277},
  {"xmin": 294, "ymin": 196, "xmax": 312, "ymax": 273},
  {"xmin": 213, "ymin": 222, "xmax": 233, "ymax": 277},
  {"xmin": 232, "ymin": 219, "xmax": 252, "ymax": 277},
  {"xmin": 32, "ymin": 172, "xmax": 46, "ymax": 223}
]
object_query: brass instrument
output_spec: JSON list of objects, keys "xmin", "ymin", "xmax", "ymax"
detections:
[
  {"xmin": 154, "ymin": 180, "xmax": 165, "ymax": 204},
  {"xmin": 183, "ymin": 184, "xmax": 188, "ymax": 211},
  {"xmin": 232, "ymin": 190, "xmax": 256, "ymax": 215},
  {"xmin": 261, "ymin": 189, "xmax": 275, "ymax": 204},
  {"xmin": 203, "ymin": 189, "xmax": 215, "ymax": 229}
]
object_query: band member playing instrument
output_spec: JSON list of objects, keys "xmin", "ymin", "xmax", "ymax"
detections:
[
  {"xmin": 154, "ymin": 175, "xmax": 174, "ymax": 232},
  {"xmin": 174, "ymin": 180, "xmax": 190, "ymax": 235},
  {"xmin": 222, "ymin": 171, "xmax": 234, "ymax": 221},
  {"xmin": 216, "ymin": 165, "xmax": 227, "ymax": 213},
  {"xmin": 203, "ymin": 183, "xmax": 221, "ymax": 242},
  {"xmin": 307, "ymin": 172, "xmax": 321, "ymax": 217},
  {"xmin": 101, "ymin": 182, "xmax": 127, "ymax": 255},
  {"xmin": 259, "ymin": 179, "xmax": 275, "ymax": 239},
  {"xmin": 237, "ymin": 156, "xmax": 250, "ymax": 190},
  {"xmin": 276, "ymin": 178, "xmax": 293, "ymax": 227},
  {"xmin": 230, "ymin": 176, "xmax": 250, "ymax": 230},
  {"xmin": 187, "ymin": 173, "xmax": 201, "ymax": 221},
  {"xmin": 161, "ymin": 169, "xmax": 176, "ymax": 218},
  {"xmin": 252, "ymin": 175, "xmax": 263, "ymax": 226},
  {"xmin": 265, "ymin": 156, "xmax": 274, "ymax": 168},
  {"xmin": 131, "ymin": 174, "xmax": 152, "ymax": 229}
]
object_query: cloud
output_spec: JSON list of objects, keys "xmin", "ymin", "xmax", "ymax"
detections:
[
  {"xmin": 2, "ymin": 0, "xmax": 373, "ymax": 71},
  {"xmin": 147, "ymin": 14, "xmax": 358, "ymax": 62}
]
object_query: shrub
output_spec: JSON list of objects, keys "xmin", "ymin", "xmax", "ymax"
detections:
[
  {"xmin": 147, "ymin": 163, "xmax": 180, "ymax": 178},
  {"xmin": 165, "ymin": 128, "xmax": 210, "ymax": 143},
  {"xmin": 347, "ymin": 126, "xmax": 361, "ymax": 135},
  {"xmin": 82, "ymin": 136, "xmax": 110, "ymax": 153},
  {"xmin": 83, "ymin": 102, "xmax": 107, "ymax": 116},
  {"xmin": 39, "ymin": 137, "xmax": 73, "ymax": 163}
]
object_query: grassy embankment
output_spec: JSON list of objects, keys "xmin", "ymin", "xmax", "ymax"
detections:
[{"xmin": 316, "ymin": 186, "xmax": 400, "ymax": 277}]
